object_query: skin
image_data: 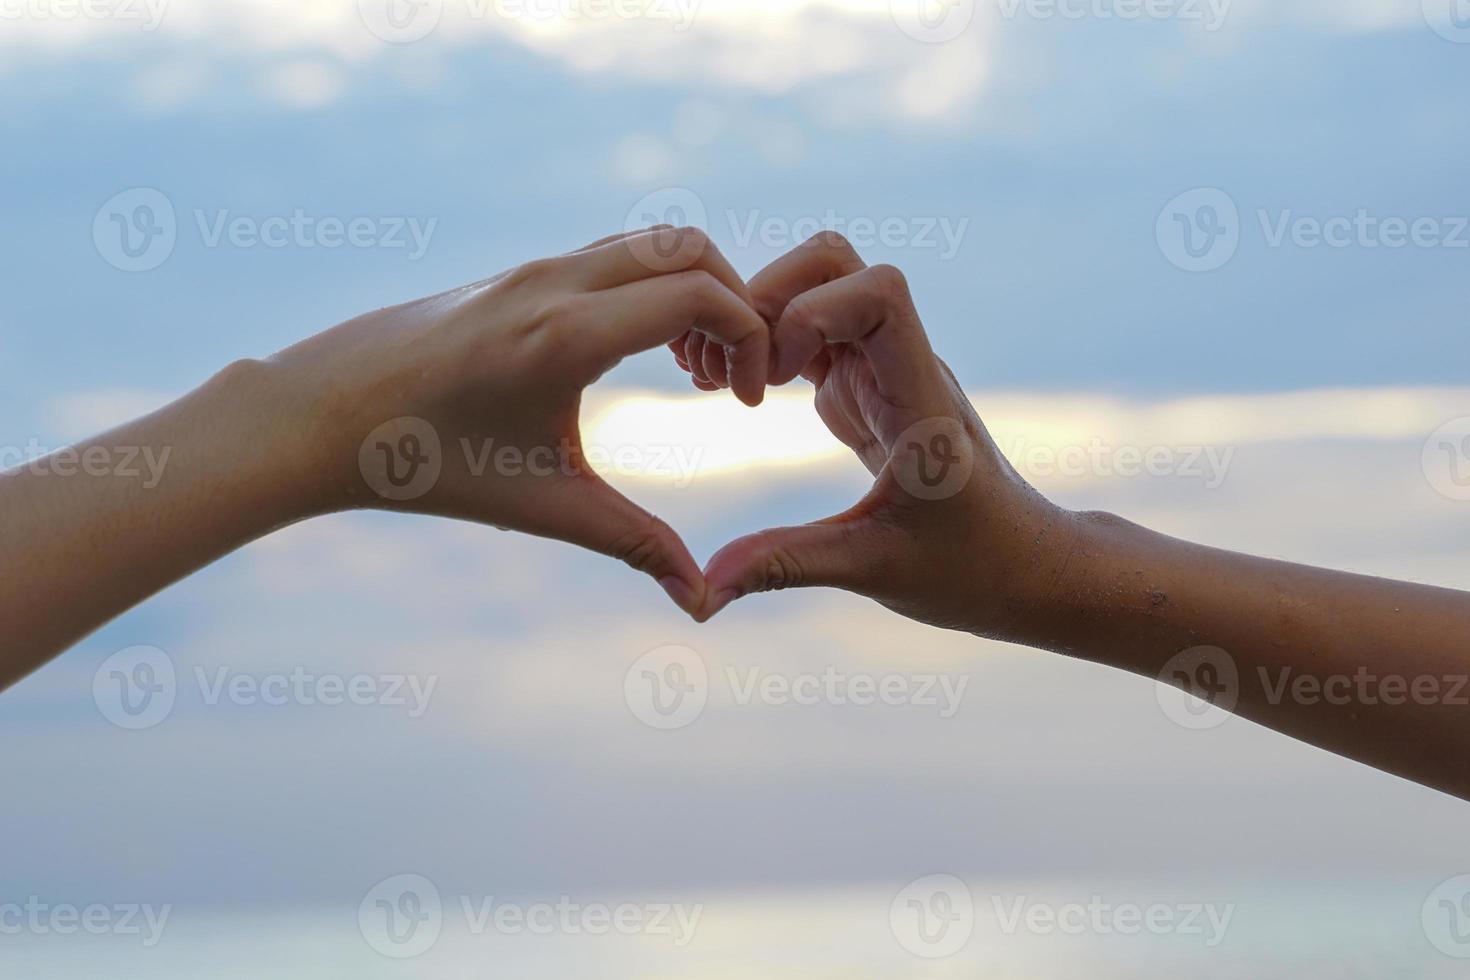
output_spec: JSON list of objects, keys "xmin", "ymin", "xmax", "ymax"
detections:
[
  {"xmin": 675, "ymin": 233, "xmax": 1470, "ymax": 802},
  {"xmin": 5, "ymin": 226, "xmax": 1468, "ymax": 803},
  {"xmin": 0, "ymin": 225, "xmax": 767, "ymax": 690}
]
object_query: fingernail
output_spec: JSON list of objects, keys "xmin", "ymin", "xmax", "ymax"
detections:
[{"xmin": 659, "ymin": 575, "xmax": 699, "ymax": 613}]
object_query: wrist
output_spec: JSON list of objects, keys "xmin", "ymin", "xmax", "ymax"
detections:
[
  {"xmin": 995, "ymin": 507, "xmax": 1150, "ymax": 656},
  {"xmin": 195, "ymin": 357, "xmax": 345, "ymax": 523}
]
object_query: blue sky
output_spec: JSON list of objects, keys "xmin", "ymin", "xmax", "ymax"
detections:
[{"xmin": 3, "ymin": 1, "xmax": 1470, "ymax": 975}]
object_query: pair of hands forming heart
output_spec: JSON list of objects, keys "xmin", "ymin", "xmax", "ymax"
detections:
[
  {"xmin": 17, "ymin": 224, "xmax": 1470, "ymax": 807},
  {"xmin": 288, "ymin": 226, "xmax": 1072, "ymax": 639}
]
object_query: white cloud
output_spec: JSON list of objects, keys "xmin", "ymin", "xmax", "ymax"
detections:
[
  {"xmin": 257, "ymin": 59, "xmax": 349, "ymax": 110},
  {"xmin": 43, "ymin": 387, "xmax": 176, "ymax": 439},
  {"xmin": 0, "ymin": 0, "xmax": 995, "ymax": 122}
]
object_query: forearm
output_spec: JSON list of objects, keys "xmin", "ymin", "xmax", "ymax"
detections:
[
  {"xmin": 1016, "ymin": 510, "xmax": 1470, "ymax": 799},
  {"xmin": 0, "ymin": 359, "xmax": 327, "ymax": 690}
]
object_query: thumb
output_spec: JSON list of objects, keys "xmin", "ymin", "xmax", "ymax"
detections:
[
  {"xmin": 553, "ymin": 476, "xmax": 707, "ymax": 617},
  {"xmin": 699, "ymin": 511, "xmax": 884, "ymax": 621}
]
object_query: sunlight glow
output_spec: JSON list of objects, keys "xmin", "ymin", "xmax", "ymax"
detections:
[
  {"xmin": 580, "ymin": 385, "xmax": 1470, "ymax": 485},
  {"xmin": 582, "ymin": 389, "xmax": 846, "ymax": 483}
]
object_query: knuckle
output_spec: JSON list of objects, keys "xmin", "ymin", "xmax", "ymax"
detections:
[
  {"xmin": 532, "ymin": 293, "xmax": 585, "ymax": 338},
  {"xmin": 866, "ymin": 263, "xmax": 912, "ymax": 307},
  {"xmin": 805, "ymin": 230, "xmax": 853, "ymax": 255},
  {"xmin": 610, "ymin": 519, "xmax": 671, "ymax": 574},
  {"xmin": 508, "ymin": 256, "xmax": 563, "ymax": 286},
  {"xmin": 781, "ymin": 292, "xmax": 826, "ymax": 336},
  {"xmin": 757, "ymin": 540, "xmax": 805, "ymax": 593},
  {"xmin": 676, "ymin": 267, "xmax": 722, "ymax": 300},
  {"xmin": 668, "ymin": 225, "xmax": 713, "ymax": 263}
]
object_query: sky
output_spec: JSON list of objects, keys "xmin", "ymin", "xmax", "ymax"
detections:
[{"xmin": 3, "ymin": 0, "xmax": 1470, "ymax": 975}]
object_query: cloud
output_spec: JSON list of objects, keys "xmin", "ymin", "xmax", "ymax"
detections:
[
  {"xmin": 0, "ymin": 0, "xmax": 992, "ymax": 119},
  {"xmin": 43, "ymin": 387, "xmax": 176, "ymax": 440}
]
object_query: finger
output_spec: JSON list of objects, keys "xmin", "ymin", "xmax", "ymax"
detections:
[
  {"xmin": 579, "ymin": 270, "xmax": 770, "ymax": 406},
  {"xmin": 555, "ymin": 475, "xmax": 707, "ymax": 618},
  {"xmin": 570, "ymin": 224, "xmax": 673, "ymax": 254},
  {"xmin": 697, "ymin": 508, "xmax": 887, "ymax": 621},
  {"xmin": 683, "ymin": 332, "xmax": 712, "ymax": 385},
  {"xmin": 569, "ymin": 226, "xmax": 755, "ymax": 307},
  {"xmin": 771, "ymin": 264, "xmax": 941, "ymax": 398},
  {"xmin": 747, "ymin": 231, "xmax": 868, "ymax": 327},
  {"xmin": 701, "ymin": 334, "xmax": 731, "ymax": 389}
]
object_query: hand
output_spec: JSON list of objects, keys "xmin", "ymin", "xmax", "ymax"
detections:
[
  {"xmin": 676, "ymin": 234, "xmax": 1077, "ymax": 636},
  {"xmin": 273, "ymin": 226, "xmax": 769, "ymax": 616}
]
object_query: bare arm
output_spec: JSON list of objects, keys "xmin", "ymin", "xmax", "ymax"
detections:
[
  {"xmin": 1, "ymin": 226, "xmax": 765, "ymax": 691},
  {"xmin": 681, "ymin": 233, "xmax": 1470, "ymax": 802}
]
